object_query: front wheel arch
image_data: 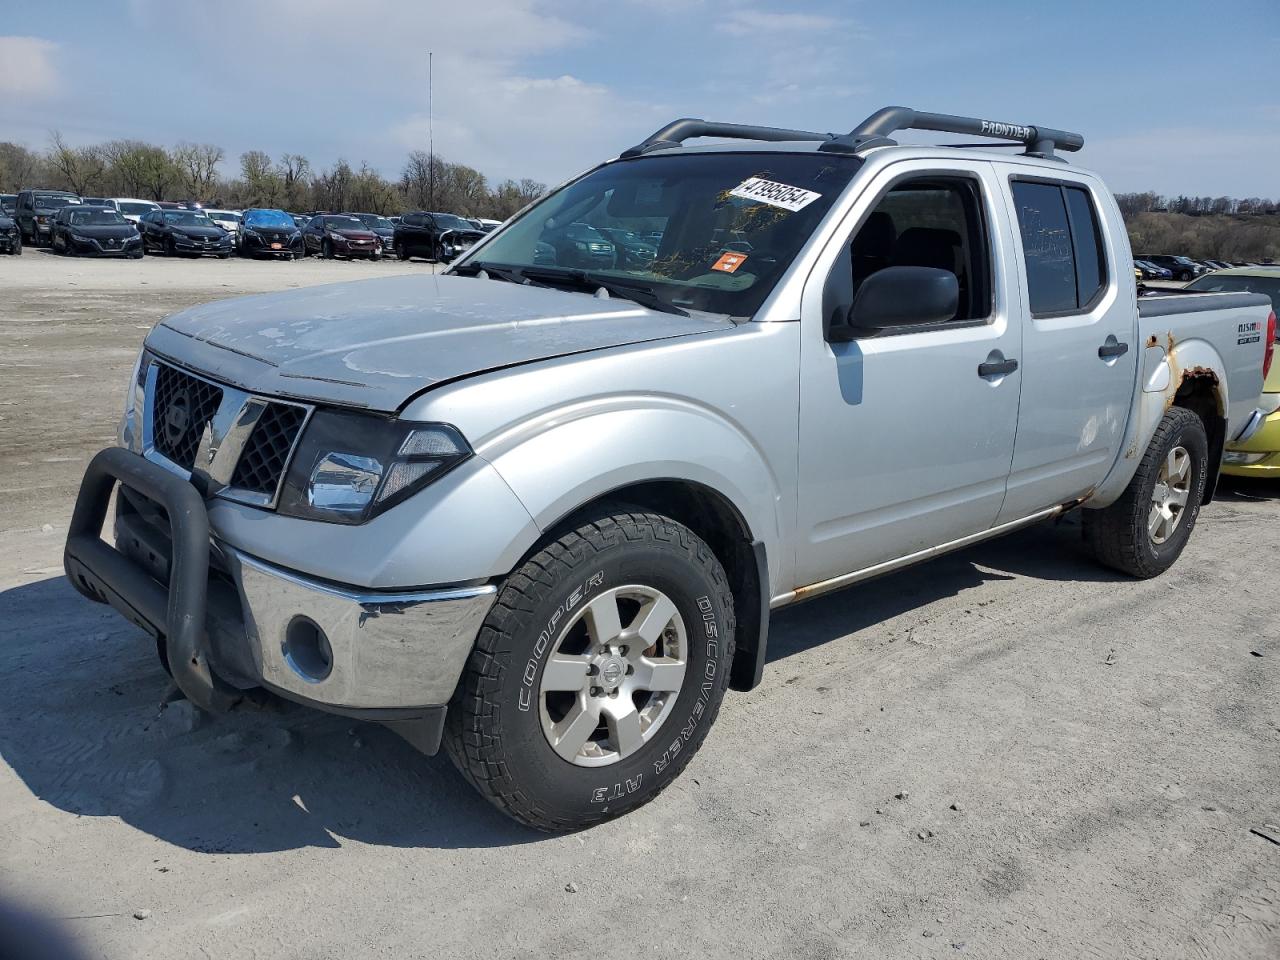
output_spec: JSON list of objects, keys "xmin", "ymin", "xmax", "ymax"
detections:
[{"xmin": 531, "ymin": 479, "xmax": 768, "ymax": 693}]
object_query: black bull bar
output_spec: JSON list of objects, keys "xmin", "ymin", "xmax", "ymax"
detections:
[{"xmin": 63, "ymin": 447, "xmax": 239, "ymax": 712}]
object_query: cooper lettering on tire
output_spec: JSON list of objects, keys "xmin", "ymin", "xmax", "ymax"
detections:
[{"xmin": 444, "ymin": 507, "xmax": 735, "ymax": 831}]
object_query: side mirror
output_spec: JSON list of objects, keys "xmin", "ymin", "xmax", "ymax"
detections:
[{"xmin": 829, "ymin": 266, "xmax": 959, "ymax": 341}]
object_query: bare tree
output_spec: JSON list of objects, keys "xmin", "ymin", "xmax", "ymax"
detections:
[
  {"xmin": 48, "ymin": 131, "xmax": 106, "ymax": 196},
  {"xmin": 172, "ymin": 142, "xmax": 225, "ymax": 201}
]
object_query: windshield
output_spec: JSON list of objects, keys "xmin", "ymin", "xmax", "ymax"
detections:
[
  {"xmin": 207, "ymin": 211, "xmax": 241, "ymax": 222},
  {"xmin": 357, "ymin": 214, "xmax": 394, "ymax": 230},
  {"xmin": 69, "ymin": 209, "xmax": 127, "ymax": 226},
  {"xmin": 326, "ymin": 216, "xmax": 368, "ymax": 231},
  {"xmin": 456, "ymin": 152, "xmax": 861, "ymax": 316},
  {"xmin": 1186, "ymin": 274, "xmax": 1280, "ymax": 308},
  {"xmin": 432, "ymin": 213, "xmax": 474, "ymax": 232},
  {"xmin": 37, "ymin": 195, "xmax": 81, "ymax": 209},
  {"xmin": 119, "ymin": 202, "xmax": 156, "ymax": 216},
  {"xmin": 243, "ymin": 209, "xmax": 294, "ymax": 228},
  {"xmin": 163, "ymin": 212, "xmax": 213, "ymax": 226}
]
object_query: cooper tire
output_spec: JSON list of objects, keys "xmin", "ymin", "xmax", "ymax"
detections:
[
  {"xmin": 1083, "ymin": 407, "xmax": 1209, "ymax": 578},
  {"xmin": 445, "ymin": 508, "xmax": 736, "ymax": 832}
]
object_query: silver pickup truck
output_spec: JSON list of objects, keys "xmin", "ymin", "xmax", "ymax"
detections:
[{"xmin": 65, "ymin": 107, "xmax": 1275, "ymax": 831}]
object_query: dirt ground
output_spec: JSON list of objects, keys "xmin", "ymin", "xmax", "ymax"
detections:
[{"xmin": 0, "ymin": 250, "xmax": 1277, "ymax": 960}]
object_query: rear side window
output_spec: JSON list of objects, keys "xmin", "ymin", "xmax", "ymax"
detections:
[{"xmin": 1011, "ymin": 180, "xmax": 1109, "ymax": 316}]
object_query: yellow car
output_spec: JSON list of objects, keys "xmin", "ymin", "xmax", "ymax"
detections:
[{"xmin": 1185, "ymin": 268, "xmax": 1280, "ymax": 475}]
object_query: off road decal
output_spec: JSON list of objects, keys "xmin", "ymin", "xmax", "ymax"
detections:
[
  {"xmin": 729, "ymin": 177, "xmax": 821, "ymax": 213},
  {"xmin": 518, "ymin": 570, "xmax": 605, "ymax": 712},
  {"xmin": 652, "ymin": 595, "xmax": 720, "ymax": 777}
]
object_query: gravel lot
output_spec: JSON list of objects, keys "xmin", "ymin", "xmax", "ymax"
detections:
[{"xmin": 1, "ymin": 251, "xmax": 1277, "ymax": 960}]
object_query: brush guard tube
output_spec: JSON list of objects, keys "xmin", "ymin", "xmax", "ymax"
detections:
[{"xmin": 63, "ymin": 447, "xmax": 239, "ymax": 713}]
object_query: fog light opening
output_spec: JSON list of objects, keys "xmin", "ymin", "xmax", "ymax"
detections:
[{"xmin": 283, "ymin": 617, "xmax": 333, "ymax": 683}]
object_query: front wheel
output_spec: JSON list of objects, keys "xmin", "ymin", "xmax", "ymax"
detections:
[
  {"xmin": 321, "ymin": 239, "xmax": 333, "ymax": 259},
  {"xmin": 1083, "ymin": 407, "xmax": 1209, "ymax": 578},
  {"xmin": 445, "ymin": 508, "xmax": 736, "ymax": 831},
  {"xmin": 396, "ymin": 244, "xmax": 410, "ymax": 261}
]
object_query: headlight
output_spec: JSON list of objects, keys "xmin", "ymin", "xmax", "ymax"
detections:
[
  {"xmin": 243, "ymin": 228, "xmax": 261, "ymax": 240},
  {"xmin": 71, "ymin": 233, "xmax": 92, "ymax": 243},
  {"xmin": 276, "ymin": 410, "xmax": 471, "ymax": 524},
  {"xmin": 119, "ymin": 349, "xmax": 149, "ymax": 451}
]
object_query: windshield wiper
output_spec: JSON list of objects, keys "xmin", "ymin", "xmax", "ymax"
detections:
[
  {"xmin": 521, "ymin": 267, "xmax": 690, "ymax": 317},
  {"xmin": 455, "ymin": 261, "xmax": 552, "ymax": 288}
]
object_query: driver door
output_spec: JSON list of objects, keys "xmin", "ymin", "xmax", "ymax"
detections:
[{"xmin": 794, "ymin": 158, "xmax": 1023, "ymax": 587}]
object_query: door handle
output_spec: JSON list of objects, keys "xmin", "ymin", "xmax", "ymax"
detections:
[
  {"xmin": 1098, "ymin": 340, "xmax": 1129, "ymax": 359},
  {"xmin": 978, "ymin": 356, "xmax": 1018, "ymax": 379}
]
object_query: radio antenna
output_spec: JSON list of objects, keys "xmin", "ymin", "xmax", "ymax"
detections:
[{"xmin": 428, "ymin": 50, "xmax": 435, "ymax": 211}]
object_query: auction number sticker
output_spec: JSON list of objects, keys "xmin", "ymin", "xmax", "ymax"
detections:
[{"xmin": 729, "ymin": 177, "xmax": 822, "ymax": 212}]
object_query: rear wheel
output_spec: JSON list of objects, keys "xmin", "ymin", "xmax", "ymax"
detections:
[
  {"xmin": 1084, "ymin": 407, "xmax": 1209, "ymax": 578},
  {"xmin": 445, "ymin": 508, "xmax": 735, "ymax": 831}
]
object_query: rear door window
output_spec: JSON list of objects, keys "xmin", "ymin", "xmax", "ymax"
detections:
[{"xmin": 1011, "ymin": 180, "xmax": 1110, "ymax": 316}]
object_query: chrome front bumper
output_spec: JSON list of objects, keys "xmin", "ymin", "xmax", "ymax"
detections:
[{"xmin": 219, "ymin": 546, "xmax": 496, "ymax": 710}]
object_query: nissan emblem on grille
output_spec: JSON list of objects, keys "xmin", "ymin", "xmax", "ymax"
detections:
[{"xmin": 145, "ymin": 361, "xmax": 310, "ymax": 506}]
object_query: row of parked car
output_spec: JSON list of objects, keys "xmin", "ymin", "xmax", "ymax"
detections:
[
  {"xmin": 1133, "ymin": 253, "xmax": 1274, "ymax": 283},
  {"xmin": 0, "ymin": 189, "xmax": 506, "ymax": 262}
]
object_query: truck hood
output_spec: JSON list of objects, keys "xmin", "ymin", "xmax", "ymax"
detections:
[{"xmin": 145, "ymin": 273, "xmax": 728, "ymax": 412}]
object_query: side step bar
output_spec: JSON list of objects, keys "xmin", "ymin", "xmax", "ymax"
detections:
[{"xmin": 771, "ymin": 504, "xmax": 1067, "ymax": 608}]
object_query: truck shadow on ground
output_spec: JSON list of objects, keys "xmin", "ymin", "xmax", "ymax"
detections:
[
  {"xmin": 765, "ymin": 514, "xmax": 1123, "ymax": 663},
  {"xmin": 0, "ymin": 516, "xmax": 1121, "ymax": 854}
]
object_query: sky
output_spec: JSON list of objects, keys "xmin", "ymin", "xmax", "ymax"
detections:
[{"xmin": 0, "ymin": 0, "xmax": 1277, "ymax": 197}]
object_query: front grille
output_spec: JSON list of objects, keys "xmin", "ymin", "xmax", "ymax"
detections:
[
  {"xmin": 151, "ymin": 364, "xmax": 223, "ymax": 469},
  {"xmin": 230, "ymin": 402, "xmax": 307, "ymax": 495}
]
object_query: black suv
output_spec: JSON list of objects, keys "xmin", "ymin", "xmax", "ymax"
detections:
[
  {"xmin": 14, "ymin": 190, "xmax": 82, "ymax": 246},
  {"xmin": 51, "ymin": 205, "xmax": 143, "ymax": 258},
  {"xmin": 393, "ymin": 211, "xmax": 485, "ymax": 262}
]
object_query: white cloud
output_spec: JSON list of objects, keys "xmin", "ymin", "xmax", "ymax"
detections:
[
  {"xmin": 0, "ymin": 36, "xmax": 59, "ymax": 99},
  {"xmin": 717, "ymin": 9, "xmax": 844, "ymax": 36},
  {"xmin": 393, "ymin": 70, "xmax": 670, "ymax": 184},
  {"xmin": 1083, "ymin": 125, "xmax": 1280, "ymax": 197}
]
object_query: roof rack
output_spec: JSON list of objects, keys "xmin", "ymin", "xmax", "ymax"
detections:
[{"xmin": 620, "ymin": 106, "xmax": 1084, "ymax": 162}]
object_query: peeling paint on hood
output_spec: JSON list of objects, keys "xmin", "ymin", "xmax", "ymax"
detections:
[{"xmin": 144, "ymin": 274, "xmax": 729, "ymax": 412}]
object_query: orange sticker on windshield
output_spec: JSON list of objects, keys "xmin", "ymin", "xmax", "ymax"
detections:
[{"xmin": 711, "ymin": 251, "xmax": 748, "ymax": 273}]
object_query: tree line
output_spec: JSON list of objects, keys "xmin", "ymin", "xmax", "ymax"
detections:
[
  {"xmin": 0, "ymin": 133, "xmax": 547, "ymax": 219},
  {"xmin": 1115, "ymin": 192, "xmax": 1280, "ymax": 261}
]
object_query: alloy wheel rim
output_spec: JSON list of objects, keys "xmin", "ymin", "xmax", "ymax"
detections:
[
  {"xmin": 538, "ymin": 585, "xmax": 688, "ymax": 768},
  {"xmin": 1149, "ymin": 445, "xmax": 1192, "ymax": 545}
]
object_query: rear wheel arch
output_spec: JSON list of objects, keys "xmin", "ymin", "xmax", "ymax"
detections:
[{"xmin": 1171, "ymin": 371, "xmax": 1226, "ymax": 503}]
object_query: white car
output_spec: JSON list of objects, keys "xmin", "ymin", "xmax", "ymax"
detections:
[
  {"xmin": 203, "ymin": 209, "xmax": 243, "ymax": 238},
  {"xmin": 107, "ymin": 198, "xmax": 161, "ymax": 225}
]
